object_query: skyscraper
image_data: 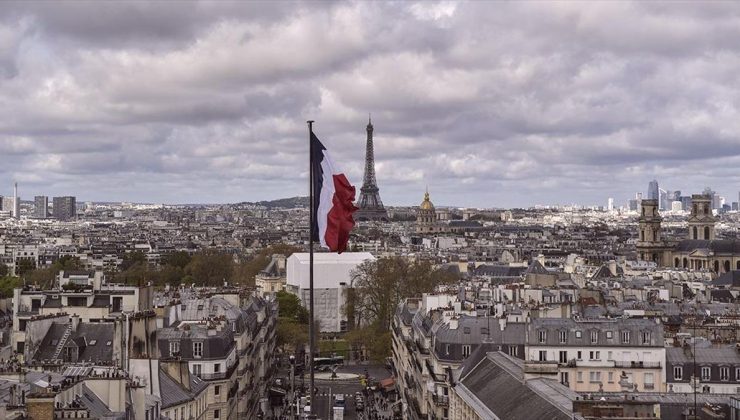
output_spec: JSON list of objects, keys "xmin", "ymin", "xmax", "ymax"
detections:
[
  {"xmin": 647, "ymin": 180, "xmax": 659, "ymax": 200},
  {"xmin": 12, "ymin": 182, "xmax": 20, "ymax": 219},
  {"xmin": 607, "ymin": 197, "xmax": 614, "ymax": 212},
  {"xmin": 659, "ymin": 188, "xmax": 668, "ymax": 211},
  {"xmin": 34, "ymin": 196, "xmax": 48, "ymax": 218},
  {"xmin": 52, "ymin": 196, "xmax": 77, "ymax": 221},
  {"xmin": 354, "ymin": 116, "xmax": 388, "ymax": 221}
]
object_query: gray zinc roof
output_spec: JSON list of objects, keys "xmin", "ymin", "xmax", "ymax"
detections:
[{"xmin": 456, "ymin": 352, "xmax": 577, "ymax": 420}]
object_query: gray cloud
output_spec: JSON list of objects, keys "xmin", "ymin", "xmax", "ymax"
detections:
[{"xmin": 0, "ymin": 1, "xmax": 739, "ymax": 207}]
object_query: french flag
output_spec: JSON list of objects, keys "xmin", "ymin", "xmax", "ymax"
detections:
[{"xmin": 311, "ymin": 132, "xmax": 358, "ymax": 253}]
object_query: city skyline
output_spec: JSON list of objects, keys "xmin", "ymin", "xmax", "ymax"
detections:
[{"xmin": 1, "ymin": 2, "xmax": 739, "ymax": 207}]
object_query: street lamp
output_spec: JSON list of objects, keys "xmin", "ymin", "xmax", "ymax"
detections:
[{"xmin": 289, "ymin": 354, "xmax": 296, "ymax": 420}]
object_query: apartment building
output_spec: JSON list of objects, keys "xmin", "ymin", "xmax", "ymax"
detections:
[
  {"xmin": 525, "ymin": 317, "xmax": 666, "ymax": 393},
  {"xmin": 11, "ymin": 274, "xmax": 151, "ymax": 359},
  {"xmin": 666, "ymin": 345, "xmax": 740, "ymax": 395},
  {"xmin": 392, "ymin": 296, "xmax": 526, "ymax": 420},
  {"xmin": 158, "ymin": 292, "xmax": 278, "ymax": 419},
  {"xmin": 158, "ymin": 321, "xmax": 238, "ymax": 420}
]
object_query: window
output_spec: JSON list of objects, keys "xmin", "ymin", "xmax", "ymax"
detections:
[
  {"xmin": 560, "ymin": 372, "xmax": 569, "ymax": 385},
  {"xmin": 445, "ymin": 344, "xmax": 450, "ymax": 355},
  {"xmin": 589, "ymin": 351, "xmax": 600, "ymax": 360},
  {"xmin": 214, "ymin": 409, "xmax": 220, "ymax": 419},
  {"xmin": 538, "ymin": 351, "xmax": 547, "ymax": 362},
  {"xmin": 674, "ymin": 366, "xmax": 683, "ymax": 380},
  {"xmin": 644, "ymin": 373, "xmax": 654, "ymax": 389},
  {"xmin": 214, "ymin": 363, "xmax": 221, "ymax": 373},
  {"xmin": 641, "ymin": 331, "xmax": 651, "ymax": 345},
  {"xmin": 621, "ymin": 331, "xmax": 630, "ymax": 344},
  {"xmin": 575, "ymin": 331, "xmax": 582, "ymax": 339},
  {"xmin": 508, "ymin": 346, "xmax": 518, "ymax": 357},
  {"xmin": 193, "ymin": 342, "xmax": 203, "ymax": 358},
  {"xmin": 538, "ymin": 330, "xmax": 547, "ymax": 343},
  {"xmin": 214, "ymin": 385, "xmax": 220, "ymax": 395},
  {"xmin": 607, "ymin": 351, "xmax": 613, "ymax": 360},
  {"xmin": 590, "ymin": 331, "xmax": 598, "ymax": 344},
  {"xmin": 589, "ymin": 371, "xmax": 601, "ymax": 383},
  {"xmin": 608, "ymin": 372, "xmax": 614, "ymax": 383},
  {"xmin": 170, "ymin": 341, "xmax": 180, "ymax": 356},
  {"xmin": 719, "ymin": 367, "xmax": 729, "ymax": 381},
  {"xmin": 193, "ymin": 364, "xmax": 202, "ymax": 377},
  {"xmin": 736, "ymin": 367, "xmax": 740, "ymax": 381},
  {"xmin": 577, "ymin": 372, "xmax": 583, "ymax": 382},
  {"xmin": 462, "ymin": 345, "xmax": 471, "ymax": 358},
  {"xmin": 577, "ymin": 351, "xmax": 582, "ymax": 360},
  {"xmin": 559, "ymin": 351, "xmax": 568, "ymax": 364},
  {"xmin": 701, "ymin": 367, "xmax": 710, "ymax": 381},
  {"xmin": 559, "ymin": 331, "xmax": 567, "ymax": 344}
]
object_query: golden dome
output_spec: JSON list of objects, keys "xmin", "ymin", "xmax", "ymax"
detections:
[{"xmin": 420, "ymin": 190, "xmax": 434, "ymax": 210}]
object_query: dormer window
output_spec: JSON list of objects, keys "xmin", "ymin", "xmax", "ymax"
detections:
[
  {"xmin": 538, "ymin": 330, "xmax": 547, "ymax": 343},
  {"xmin": 621, "ymin": 331, "xmax": 630, "ymax": 344},
  {"xmin": 193, "ymin": 342, "xmax": 203, "ymax": 358},
  {"xmin": 559, "ymin": 331, "xmax": 567, "ymax": 344},
  {"xmin": 590, "ymin": 331, "xmax": 598, "ymax": 344},
  {"xmin": 641, "ymin": 331, "xmax": 651, "ymax": 345},
  {"xmin": 170, "ymin": 341, "xmax": 180, "ymax": 356}
]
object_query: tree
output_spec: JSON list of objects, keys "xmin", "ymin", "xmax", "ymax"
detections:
[
  {"xmin": 275, "ymin": 290, "xmax": 309, "ymax": 324},
  {"xmin": 22, "ymin": 255, "xmax": 86, "ymax": 288},
  {"xmin": 276, "ymin": 319, "xmax": 309, "ymax": 353},
  {"xmin": 0, "ymin": 276, "xmax": 23, "ymax": 298},
  {"xmin": 161, "ymin": 251, "xmax": 191, "ymax": 269},
  {"xmin": 120, "ymin": 251, "xmax": 147, "ymax": 271},
  {"xmin": 15, "ymin": 258, "xmax": 36, "ymax": 276},
  {"xmin": 0, "ymin": 264, "xmax": 8, "ymax": 277},
  {"xmin": 349, "ymin": 257, "xmax": 458, "ymax": 330},
  {"xmin": 231, "ymin": 244, "xmax": 302, "ymax": 287},
  {"xmin": 185, "ymin": 250, "xmax": 234, "ymax": 286},
  {"xmin": 56, "ymin": 256, "xmax": 84, "ymax": 272}
]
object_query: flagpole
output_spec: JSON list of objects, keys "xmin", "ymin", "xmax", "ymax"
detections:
[{"xmin": 307, "ymin": 119, "xmax": 316, "ymax": 416}]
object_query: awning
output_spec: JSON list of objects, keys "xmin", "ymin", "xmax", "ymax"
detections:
[{"xmin": 380, "ymin": 377, "xmax": 395, "ymax": 390}]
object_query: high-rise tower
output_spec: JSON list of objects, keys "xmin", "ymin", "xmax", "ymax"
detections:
[
  {"xmin": 13, "ymin": 182, "xmax": 19, "ymax": 219},
  {"xmin": 354, "ymin": 117, "xmax": 388, "ymax": 222}
]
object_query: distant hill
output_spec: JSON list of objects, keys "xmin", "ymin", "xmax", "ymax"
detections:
[{"xmin": 242, "ymin": 196, "xmax": 309, "ymax": 209}]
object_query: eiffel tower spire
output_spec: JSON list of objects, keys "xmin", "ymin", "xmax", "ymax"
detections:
[{"xmin": 355, "ymin": 116, "xmax": 388, "ymax": 222}]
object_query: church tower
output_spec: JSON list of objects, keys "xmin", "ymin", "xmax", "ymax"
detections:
[
  {"xmin": 637, "ymin": 199, "xmax": 667, "ymax": 265},
  {"xmin": 687, "ymin": 194, "xmax": 716, "ymax": 240}
]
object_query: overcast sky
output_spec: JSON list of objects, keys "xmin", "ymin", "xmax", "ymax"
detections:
[{"xmin": 1, "ymin": 1, "xmax": 739, "ymax": 208}]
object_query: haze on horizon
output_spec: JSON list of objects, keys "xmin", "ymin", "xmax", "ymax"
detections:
[{"xmin": 0, "ymin": 1, "xmax": 739, "ymax": 208}]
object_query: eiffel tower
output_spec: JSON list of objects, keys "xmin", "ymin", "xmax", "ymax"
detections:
[{"xmin": 355, "ymin": 116, "xmax": 388, "ymax": 222}]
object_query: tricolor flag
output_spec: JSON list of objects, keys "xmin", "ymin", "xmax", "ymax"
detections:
[{"xmin": 311, "ymin": 132, "xmax": 357, "ymax": 253}]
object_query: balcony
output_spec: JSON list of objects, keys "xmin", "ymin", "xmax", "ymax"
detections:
[
  {"xmin": 524, "ymin": 361, "xmax": 559, "ymax": 374},
  {"xmin": 432, "ymin": 394, "xmax": 449, "ymax": 407},
  {"xmin": 613, "ymin": 361, "xmax": 661, "ymax": 369},
  {"xmin": 196, "ymin": 361, "xmax": 238, "ymax": 381},
  {"xmin": 425, "ymin": 360, "xmax": 447, "ymax": 383}
]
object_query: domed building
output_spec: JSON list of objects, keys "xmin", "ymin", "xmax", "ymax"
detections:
[{"xmin": 416, "ymin": 190, "xmax": 448, "ymax": 234}]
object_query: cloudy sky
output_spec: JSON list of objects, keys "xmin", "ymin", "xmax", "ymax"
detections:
[{"xmin": 1, "ymin": 1, "xmax": 739, "ymax": 208}]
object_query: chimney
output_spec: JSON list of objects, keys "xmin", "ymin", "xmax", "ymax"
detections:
[
  {"xmin": 608, "ymin": 260, "xmax": 617, "ymax": 276},
  {"xmin": 449, "ymin": 317, "xmax": 459, "ymax": 330},
  {"xmin": 160, "ymin": 360, "xmax": 191, "ymax": 391},
  {"xmin": 71, "ymin": 315, "xmax": 80, "ymax": 332}
]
